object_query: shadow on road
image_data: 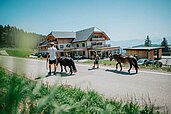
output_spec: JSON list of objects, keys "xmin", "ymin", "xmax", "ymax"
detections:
[
  {"xmin": 105, "ymin": 69, "xmax": 137, "ymax": 75},
  {"xmin": 35, "ymin": 72, "xmax": 75, "ymax": 80},
  {"xmin": 88, "ymin": 67, "xmax": 99, "ymax": 70}
]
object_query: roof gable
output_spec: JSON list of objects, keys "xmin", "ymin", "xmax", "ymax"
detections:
[
  {"xmin": 73, "ymin": 27, "xmax": 103, "ymax": 42},
  {"xmin": 50, "ymin": 31, "xmax": 76, "ymax": 38}
]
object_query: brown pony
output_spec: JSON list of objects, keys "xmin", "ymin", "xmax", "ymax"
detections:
[{"xmin": 109, "ymin": 54, "xmax": 138, "ymax": 73}]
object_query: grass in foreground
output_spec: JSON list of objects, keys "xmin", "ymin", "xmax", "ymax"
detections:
[{"xmin": 0, "ymin": 67, "xmax": 163, "ymax": 114}]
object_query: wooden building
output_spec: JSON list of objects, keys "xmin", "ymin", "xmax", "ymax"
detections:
[
  {"xmin": 124, "ymin": 47, "xmax": 163, "ymax": 60},
  {"xmin": 39, "ymin": 27, "xmax": 120, "ymax": 58}
]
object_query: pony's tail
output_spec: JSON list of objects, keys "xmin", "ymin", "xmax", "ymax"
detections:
[
  {"xmin": 132, "ymin": 57, "xmax": 138, "ymax": 73},
  {"xmin": 71, "ymin": 59, "xmax": 77, "ymax": 72}
]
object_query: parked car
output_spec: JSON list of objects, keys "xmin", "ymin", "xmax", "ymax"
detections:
[
  {"xmin": 147, "ymin": 60, "xmax": 163, "ymax": 67},
  {"xmin": 137, "ymin": 59, "xmax": 149, "ymax": 65},
  {"xmin": 39, "ymin": 52, "xmax": 48, "ymax": 58},
  {"xmin": 29, "ymin": 54, "xmax": 38, "ymax": 58},
  {"xmin": 73, "ymin": 55, "xmax": 83, "ymax": 60}
]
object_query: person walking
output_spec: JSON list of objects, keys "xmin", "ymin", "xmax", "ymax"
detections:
[
  {"xmin": 47, "ymin": 42, "xmax": 58, "ymax": 75},
  {"xmin": 93, "ymin": 54, "xmax": 100, "ymax": 68}
]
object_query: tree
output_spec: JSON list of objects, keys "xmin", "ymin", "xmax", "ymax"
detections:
[
  {"xmin": 144, "ymin": 35, "xmax": 152, "ymax": 47},
  {"xmin": 161, "ymin": 37, "xmax": 170, "ymax": 56}
]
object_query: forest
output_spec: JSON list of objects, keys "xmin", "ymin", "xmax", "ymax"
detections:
[{"xmin": 0, "ymin": 25, "xmax": 46, "ymax": 49}]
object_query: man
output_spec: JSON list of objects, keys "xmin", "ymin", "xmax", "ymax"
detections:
[{"xmin": 47, "ymin": 42, "xmax": 58, "ymax": 75}]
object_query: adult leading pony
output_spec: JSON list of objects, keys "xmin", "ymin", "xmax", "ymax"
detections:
[
  {"xmin": 109, "ymin": 54, "xmax": 138, "ymax": 73},
  {"xmin": 57, "ymin": 57, "xmax": 77, "ymax": 75}
]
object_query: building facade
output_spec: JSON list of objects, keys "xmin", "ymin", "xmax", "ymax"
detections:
[
  {"xmin": 38, "ymin": 27, "xmax": 120, "ymax": 59},
  {"xmin": 124, "ymin": 47, "xmax": 163, "ymax": 60}
]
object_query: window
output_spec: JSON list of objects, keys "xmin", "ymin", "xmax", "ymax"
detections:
[
  {"xmin": 76, "ymin": 44, "xmax": 79, "ymax": 47},
  {"xmin": 91, "ymin": 42, "xmax": 96, "ymax": 45},
  {"xmin": 60, "ymin": 45, "xmax": 64, "ymax": 49},
  {"xmin": 97, "ymin": 42, "xmax": 102, "ymax": 45},
  {"xmin": 66, "ymin": 44, "xmax": 70, "ymax": 47},
  {"xmin": 83, "ymin": 51, "xmax": 85, "ymax": 55},
  {"xmin": 82, "ymin": 43, "xmax": 85, "ymax": 47}
]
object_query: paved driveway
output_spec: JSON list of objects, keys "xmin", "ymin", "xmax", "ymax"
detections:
[{"xmin": 0, "ymin": 56, "xmax": 171, "ymax": 112}]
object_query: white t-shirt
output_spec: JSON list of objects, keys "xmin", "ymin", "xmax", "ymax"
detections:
[{"xmin": 47, "ymin": 46, "xmax": 57, "ymax": 60}]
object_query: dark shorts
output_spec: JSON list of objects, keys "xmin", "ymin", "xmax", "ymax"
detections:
[
  {"xmin": 49, "ymin": 59, "xmax": 56, "ymax": 64},
  {"xmin": 94, "ymin": 60, "xmax": 99, "ymax": 64}
]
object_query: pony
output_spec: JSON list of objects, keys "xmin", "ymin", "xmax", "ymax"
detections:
[
  {"xmin": 109, "ymin": 54, "xmax": 138, "ymax": 73},
  {"xmin": 57, "ymin": 57, "xmax": 77, "ymax": 75}
]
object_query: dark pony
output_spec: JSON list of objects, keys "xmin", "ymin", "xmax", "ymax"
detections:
[
  {"xmin": 109, "ymin": 54, "xmax": 138, "ymax": 73},
  {"xmin": 57, "ymin": 57, "xmax": 77, "ymax": 75}
]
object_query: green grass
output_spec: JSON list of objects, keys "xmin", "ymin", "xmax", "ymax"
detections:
[
  {"xmin": 5, "ymin": 48, "xmax": 34, "ymax": 58},
  {"xmin": 162, "ymin": 66, "xmax": 171, "ymax": 72},
  {"xmin": 0, "ymin": 67, "xmax": 163, "ymax": 114},
  {"xmin": 82, "ymin": 60, "xmax": 171, "ymax": 73}
]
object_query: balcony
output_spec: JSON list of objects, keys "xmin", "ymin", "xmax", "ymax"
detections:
[{"xmin": 87, "ymin": 44, "xmax": 111, "ymax": 48}]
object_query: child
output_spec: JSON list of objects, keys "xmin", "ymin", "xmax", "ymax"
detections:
[{"xmin": 93, "ymin": 54, "xmax": 100, "ymax": 68}]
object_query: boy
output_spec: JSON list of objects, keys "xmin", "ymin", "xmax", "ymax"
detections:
[{"xmin": 93, "ymin": 54, "xmax": 100, "ymax": 68}]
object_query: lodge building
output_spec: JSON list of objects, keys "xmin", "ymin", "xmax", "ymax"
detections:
[{"xmin": 38, "ymin": 27, "xmax": 120, "ymax": 59}]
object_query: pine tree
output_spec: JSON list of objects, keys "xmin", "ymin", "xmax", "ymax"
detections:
[
  {"xmin": 144, "ymin": 35, "xmax": 152, "ymax": 47},
  {"xmin": 161, "ymin": 37, "xmax": 170, "ymax": 56}
]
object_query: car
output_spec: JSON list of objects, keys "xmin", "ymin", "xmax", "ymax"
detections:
[
  {"xmin": 38, "ymin": 51, "xmax": 48, "ymax": 58},
  {"xmin": 29, "ymin": 53, "xmax": 41, "ymax": 58},
  {"xmin": 137, "ymin": 59, "xmax": 149, "ymax": 65},
  {"xmin": 74, "ymin": 55, "xmax": 83, "ymax": 60},
  {"xmin": 147, "ymin": 60, "xmax": 163, "ymax": 67}
]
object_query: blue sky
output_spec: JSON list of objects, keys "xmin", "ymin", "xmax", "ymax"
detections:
[{"xmin": 0, "ymin": 0, "xmax": 171, "ymax": 41}]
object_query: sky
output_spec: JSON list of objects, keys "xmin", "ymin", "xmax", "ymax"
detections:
[{"xmin": 0, "ymin": 0, "xmax": 171, "ymax": 41}]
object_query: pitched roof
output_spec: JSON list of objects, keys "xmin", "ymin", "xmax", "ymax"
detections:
[
  {"xmin": 124, "ymin": 47, "xmax": 164, "ymax": 50},
  {"xmin": 49, "ymin": 31, "xmax": 76, "ymax": 38},
  {"xmin": 73, "ymin": 27, "xmax": 103, "ymax": 42}
]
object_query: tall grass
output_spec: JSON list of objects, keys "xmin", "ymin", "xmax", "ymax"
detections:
[{"xmin": 0, "ymin": 67, "xmax": 162, "ymax": 114}]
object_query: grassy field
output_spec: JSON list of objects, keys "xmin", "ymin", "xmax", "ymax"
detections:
[
  {"xmin": 81, "ymin": 59, "xmax": 171, "ymax": 72},
  {"xmin": 5, "ymin": 48, "xmax": 34, "ymax": 58},
  {"xmin": 0, "ymin": 67, "xmax": 163, "ymax": 114}
]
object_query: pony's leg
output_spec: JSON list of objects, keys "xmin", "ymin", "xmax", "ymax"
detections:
[
  {"xmin": 116, "ymin": 63, "xmax": 119, "ymax": 70},
  {"xmin": 60, "ymin": 65, "xmax": 63, "ymax": 72},
  {"xmin": 64, "ymin": 66, "xmax": 67, "ymax": 72},
  {"xmin": 128, "ymin": 63, "xmax": 132, "ymax": 73},
  {"xmin": 69, "ymin": 65, "xmax": 72, "ymax": 75},
  {"xmin": 119, "ymin": 63, "xmax": 122, "ymax": 71},
  {"xmin": 132, "ymin": 63, "xmax": 138, "ymax": 73}
]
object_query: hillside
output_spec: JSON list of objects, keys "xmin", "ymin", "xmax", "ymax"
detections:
[
  {"xmin": 108, "ymin": 37, "xmax": 171, "ymax": 48},
  {"xmin": 0, "ymin": 25, "xmax": 46, "ymax": 49}
]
